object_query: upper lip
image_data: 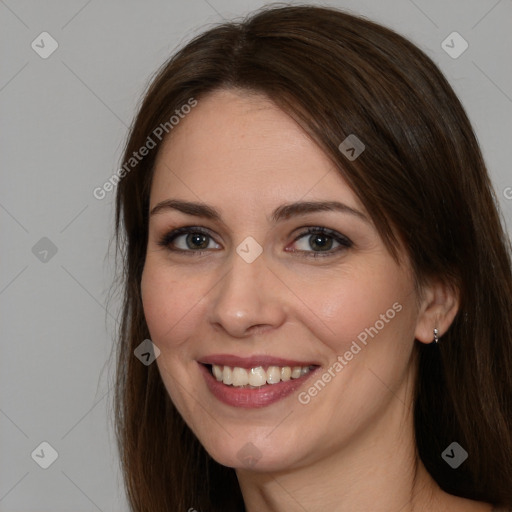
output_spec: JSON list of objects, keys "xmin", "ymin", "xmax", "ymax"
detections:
[{"xmin": 198, "ymin": 354, "xmax": 319, "ymax": 369}]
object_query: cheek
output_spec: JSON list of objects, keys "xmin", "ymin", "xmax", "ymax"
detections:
[
  {"xmin": 140, "ymin": 259, "xmax": 204, "ymax": 343},
  {"xmin": 291, "ymin": 262, "xmax": 415, "ymax": 356}
]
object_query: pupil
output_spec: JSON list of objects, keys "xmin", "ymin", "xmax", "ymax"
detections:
[
  {"xmin": 187, "ymin": 233, "xmax": 208, "ymax": 249},
  {"xmin": 310, "ymin": 234, "xmax": 332, "ymax": 251}
]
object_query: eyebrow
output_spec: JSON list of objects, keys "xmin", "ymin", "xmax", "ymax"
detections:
[{"xmin": 149, "ymin": 199, "xmax": 369, "ymax": 224}]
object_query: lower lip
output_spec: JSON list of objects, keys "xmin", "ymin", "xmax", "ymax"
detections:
[{"xmin": 199, "ymin": 363, "xmax": 318, "ymax": 408}]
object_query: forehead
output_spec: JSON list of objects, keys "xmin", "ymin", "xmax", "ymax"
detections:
[{"xmin": 150, "ymin": 88, "xmax": 363, "ymax": 214}]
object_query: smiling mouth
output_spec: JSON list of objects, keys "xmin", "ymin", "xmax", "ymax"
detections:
[{"xmin": 203, "ymin": 363, "xmax": 319, "ymax": 388}]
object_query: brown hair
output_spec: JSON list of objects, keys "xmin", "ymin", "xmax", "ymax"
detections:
[{"xmin": 112, "ymin": 4, "xmax": 512, "ymax": 510}]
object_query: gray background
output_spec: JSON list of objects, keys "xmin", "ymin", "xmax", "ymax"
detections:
[{"xmin": 1, "ymin": 0, "xmax": 511, "ymax": 510}]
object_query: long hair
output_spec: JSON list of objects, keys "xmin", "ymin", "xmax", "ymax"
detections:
[{"xmin": 112, "ymin": 5, "xmax": 512, "ymax": 510}]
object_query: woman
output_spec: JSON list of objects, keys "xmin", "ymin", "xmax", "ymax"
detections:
[{"xmin": 112, "ymin": 4, "xmax": 512, "ymax": 511}]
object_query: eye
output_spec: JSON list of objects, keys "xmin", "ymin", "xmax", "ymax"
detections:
[
  {"xmin": 158, "ymin": 227, "xmax": 221, "ymax": 254},
  {"xmin": 157, "ymin": 225, "xmax": 352, "ymax": 258},
  {"xmin": 289, "ymin": 227, "xmax": 353, "ymax": 257}
]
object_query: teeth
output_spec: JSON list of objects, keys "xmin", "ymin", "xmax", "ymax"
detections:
[
  {"xmin": 291, "ymin": 366, "xmax": 302, "ymax": 379},
  {"xmin": 212, "ymin": 365, "xmax": 223, "ymax": 381},
  {"xmin": 223, "ymin": 366, "xmax": 233, "ymax": 385},
  {"xmin": 248, "ymin": 367, "xmax": 267, "ymax": 387},
  {"xmin": 232, "ymin": 367, "xmax": 249, "ymax": 386},
  {"xmin": 266, "ymin": 366, "xmax": 281, "ymax": 384},
  {"xmin": 211, "ymin": 363, "xmax": 314, "ymax": 388}
]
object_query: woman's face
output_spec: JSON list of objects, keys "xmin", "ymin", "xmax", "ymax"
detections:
[{"xmin": 141, "ymin": 88, "xmax": 423, "ymax": 471}]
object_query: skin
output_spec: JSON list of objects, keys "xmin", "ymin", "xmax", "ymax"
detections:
[{"xmin": 141, "ymin": 88, "xmax": 493, "ymax": 511}]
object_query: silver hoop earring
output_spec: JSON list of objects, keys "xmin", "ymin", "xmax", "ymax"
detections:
[{"xmin": 433, "ymin": 328, "xmax": 439, "ymax": 344}]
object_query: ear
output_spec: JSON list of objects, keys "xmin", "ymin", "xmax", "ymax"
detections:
[{"xmin": 414, "ymin": 279, "xmax": 460, "ymax": 344}]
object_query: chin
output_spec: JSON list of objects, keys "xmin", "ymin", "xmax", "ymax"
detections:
[{"xmin": 201, "ymin": 434, "xmax": 306, "ymax": 473}]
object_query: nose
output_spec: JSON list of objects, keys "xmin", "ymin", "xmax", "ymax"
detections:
[{"xmin": 208, "ymin": 248, "xmax": 286, "ymax": 338}]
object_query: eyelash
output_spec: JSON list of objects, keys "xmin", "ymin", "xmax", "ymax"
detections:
[{"xmin": 157, "ymin": 226, "xmax": 353, "ymax": 259}]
